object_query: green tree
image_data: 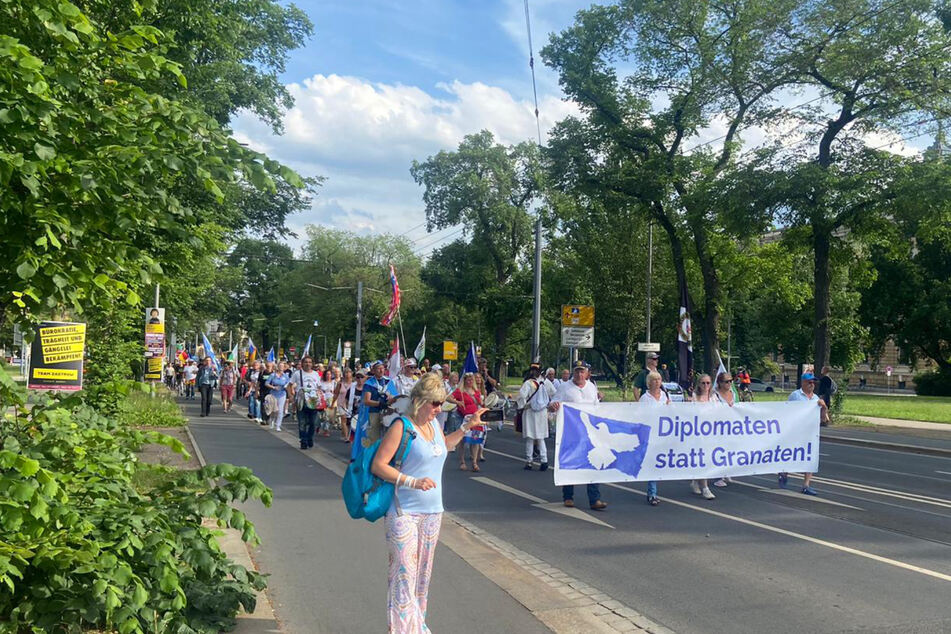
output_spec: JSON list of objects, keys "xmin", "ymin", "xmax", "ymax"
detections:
[
  {"xmin": 774, "ymin": 0, "xmax": 951, "ymax": 369},
  {"xmin": 860, "ymin": 161, "xmax": 951, "ymax": 370},
  {"xmin": 541, "ymin": 0, "xmax": 803, "ymax": 374},
  {"xmin": 411, "ymin": 131, "xmax": 540, "ymax": 366},
  {"xmin": 0, "ymin": 0, "xmax": 304, "ymax": 327},
  {"xmin": 82, "ymin": 0, "xmax": 313, "ymax": 132}
]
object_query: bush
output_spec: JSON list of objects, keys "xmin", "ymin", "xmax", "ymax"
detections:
[
  {"xmin": 914, "ymin": 368, "xmax": 951, "ymax": 396},
  {"xmin": 117, "ymin": 389, "xmax": 187, "ymax": 428},
  {"xmin": 0, "ymin": 371, "xmax": 271, "ymax": 633}
]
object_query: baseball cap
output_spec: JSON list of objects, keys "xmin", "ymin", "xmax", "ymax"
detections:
[
  {"xmin": 431, "ymin": 363, "xmax": 442, "ymax": 371},
  {"xmin": 371, "ymin": 359, "xmax": 385, "ymax": 368},
  {"xmin": 403, "ymin": 358, "xmax": 417, "ymax": 367},
  {"xmin": 801, "ymin": 372, "xmax": 817, "ymax": 381},
  {"xmin": 355, "ymin": 368, "xmax": 368, "ymax": 377},
  {"xmin": 647, "ymin": 352, "xmax": 659, "ymax": 360}
]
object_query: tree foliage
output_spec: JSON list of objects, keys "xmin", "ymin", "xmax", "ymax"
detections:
[{"xmin": 0, "ymin": 0, "xmax": 306, "ymax": 327}]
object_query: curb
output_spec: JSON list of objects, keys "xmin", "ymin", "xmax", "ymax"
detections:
[
  {"xmin": 820, "ymin": 432, "xmax": 951, "ymax": 457},
  {"xmin": 257, "ymin": 415, "xmax": 671, "ymax": 634},
  {"xmin": 184, "ymin": 423, "xmax": 282, "ymax": 633}
]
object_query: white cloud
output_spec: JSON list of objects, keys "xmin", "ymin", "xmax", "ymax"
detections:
[{"xmin": 232, "ymin": 74, "xmax": 579, "ymax": 253}]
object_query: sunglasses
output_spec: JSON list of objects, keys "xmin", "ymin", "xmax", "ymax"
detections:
[
  {"xmin": 719, "ymin": 379, "xmax": 734, "ymax": 383},
  {"xmin": 430, "ymin": 400, "xmax": 444, "ymax": 408}
]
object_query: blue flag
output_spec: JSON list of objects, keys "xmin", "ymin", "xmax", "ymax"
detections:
[
  {"xmin": 201, "ymin": 333, "xmax": 220, "ymax": 370},
  {"xmin": 267, "ymin": 347, "xmax": 275, "ymax": 363},
  {"xmin": 462, "ymin": 341, "xmax": 478, "ymax": 375}
]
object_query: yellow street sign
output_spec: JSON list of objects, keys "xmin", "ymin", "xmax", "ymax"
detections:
[
  {"xmin": 562, "ymin": 305, "xmax": 595, "ymax": 327},
  {"xmin": 443, "ymin": 341, "xmax": 458, "ymax": 360}
]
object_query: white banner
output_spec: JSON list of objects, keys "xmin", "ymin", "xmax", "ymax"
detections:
[{"xmin": 554, "ymin": 401, "xmax": 819, "ymax": 485}]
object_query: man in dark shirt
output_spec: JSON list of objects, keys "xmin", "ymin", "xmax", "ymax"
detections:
[
  {"xmin": 478, "ymin": 357, "xmax": 499, "ymax": 394},
  {"xmin": 817, "ymin": 365, "xmax": 835, "ymax": 424},
  {"xmin": 633, "ymin": 352, "xmax": 659, "ymax": 400}
]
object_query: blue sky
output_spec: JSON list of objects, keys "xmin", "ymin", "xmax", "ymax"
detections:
[
  {"xmin": 232, "ymin": 1, "xmax": 585, "ymax": 255},
  {"xmin": 232, "ymin": 1, "xmax": 926, "ymax": 256}
]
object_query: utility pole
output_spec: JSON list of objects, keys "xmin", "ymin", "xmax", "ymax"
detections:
[
  {"xmin": 355, "ymin": 280, "xmax": 364, "ymax": 364},
  {"xmin": 532, "ymin": 218, "xmax": 542, "ymax": 363},
  {"xmin": 645, "ymin": 221, "xmax": 653, "ymax": 366},
  {"xmin": 525, "ymin": 0, "xmax": 543, "ymax": 365},
  {"xmin": 277, "ymin": 324, "xmax": 282, "ymax": 358}
]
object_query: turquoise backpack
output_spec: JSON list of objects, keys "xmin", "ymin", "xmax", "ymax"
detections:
[{"xmin": 342, "ymin": 416, "xmax": 416, "ymax": 522}]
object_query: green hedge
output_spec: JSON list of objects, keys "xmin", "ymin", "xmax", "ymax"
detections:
[
  {"xmin": 914, "ymin": 368, "xmax": 951, "ymax": 396},
  {"xmin": 116, "ymin": 389, "xmax": 187, "ymax": 428},
  {"xmin": 0, "ymin": 371, "xmax": 271, "ymax": 632}
]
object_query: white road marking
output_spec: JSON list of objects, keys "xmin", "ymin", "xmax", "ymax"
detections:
[
  {"xmin": 819, "ymin": 459, "xmax": 951, "ymax": 483},
  {"xmin": 471, "ymin": 476, "xmax": 546, "ymax": 503},
  {"xmin": 485, "ymin": 446, "xmax": 951, "ymax": 583},
  {"xmin": 470, "ymin": 476, "xmax": 614, "ymax": 528},
  {"xmin": 937, "ymin": 471, "xmax": 951, "ymax": 476},
  {"xmin": 785, "ymin": 474, "xmax": 951, "ymax": 509},
  {"xmin": 820, "ymin": 453, "xmax": 831, "ymax": 457},
  {"xmin": 765, "ymin": 489, "xmax": 865, "ymax": 510}
]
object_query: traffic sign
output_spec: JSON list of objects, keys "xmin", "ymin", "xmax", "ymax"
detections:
[
  {"xmin": 344, "ymin": 344, "xmax": 352, "ymax": 359},
  {"xmin": 443, "ymin": 341, "xmax": 458, "ymax": 360},
  {"xmin": 638, "ymin": 342, "xmax": 661, "ymax": 352},
  {"xmin": 562, "ymin": 305, "xmax": 595, "ymax": 327},
  {"xmin": 561, "ymin": 327, "xmax": 594, "ymax": 348}
]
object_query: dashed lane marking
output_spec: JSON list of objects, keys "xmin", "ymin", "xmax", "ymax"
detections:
[{"xmin": 470, "ymin": 476, "xmax": 615, "ymax": 529}]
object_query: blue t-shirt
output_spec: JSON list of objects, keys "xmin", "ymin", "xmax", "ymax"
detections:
[
  {"xmin": 266, "ymin": 373, "xmax": 290, "ymax": 398},
  {"xmin": 364, "ymin": 376, "xmax": 392, "ymax": 412}
]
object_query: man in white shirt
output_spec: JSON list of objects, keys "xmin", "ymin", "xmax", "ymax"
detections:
[
  {"xmin": 394, "ymin": 357, "xmax": 419, "ymax": 396},
  {"xmin": 549, "ymin": 362, "xmax": 608, "ymax": 511},
  {"xmin": 517, "ymin": 364, "xmax": 550, "ymax": 471},
  {"xmin": 288, "ymin": 356, "xmax": 321, "ymax": 449},
  {"xmin": 182, "ymin": 360, "xmax": 198, "ymax": 400},
  {"xmin": 780, "ymin": 371, "xmax": 827, "ymax": 495}
]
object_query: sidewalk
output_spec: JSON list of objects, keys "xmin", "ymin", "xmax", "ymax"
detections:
[
  {"xmin": 854, "ymin": 415, "xmax": 951, "ymax": 432},
  {"xmin": 182, "ymin": 399, "xmax": 555, "ymax": 634}
]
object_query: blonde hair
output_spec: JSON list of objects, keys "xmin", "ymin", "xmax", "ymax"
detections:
[
  {"xmin": 647, "ymin": 371, "xmax": 663, "ymax": 386},
  {"xmin": 409, "ymin": 372, "xmax": 448, "ymax": 418}
]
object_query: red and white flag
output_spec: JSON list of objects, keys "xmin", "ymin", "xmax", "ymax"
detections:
[
  {"xmin": 387, "ymin": 336, "xmax": 401, "ymax": 378},
  {"xmin": 380, "ymin": 264, "xmax": 401, "ymax": 326}
]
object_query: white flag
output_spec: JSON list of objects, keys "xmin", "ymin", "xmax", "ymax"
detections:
[{"xmin": 413, "ymin": 326, "xmax": 426, "ymax": 362}]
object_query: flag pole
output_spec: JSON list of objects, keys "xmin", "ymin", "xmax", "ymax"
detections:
[{"xmin": 396, "ymin": 307, "xmax": 408, "ymax": 360}]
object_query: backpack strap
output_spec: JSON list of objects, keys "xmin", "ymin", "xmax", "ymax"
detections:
[{"xmin": 392, "ymin": 416, "xmax": 417, "ymax": 469}]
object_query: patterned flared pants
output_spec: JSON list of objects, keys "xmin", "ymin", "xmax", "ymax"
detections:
[{"xmin": 385, "ymin": 512, "xmax": 442, "ymax": 633}]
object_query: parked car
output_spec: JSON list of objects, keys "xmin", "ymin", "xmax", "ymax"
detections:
[
  {"xmin": 747, "ymin": 378, "xmax": 774, "ymax": 392},
  {"xmin": 662, "ymin": 382, "xmax": 685, "ymax": 402}
]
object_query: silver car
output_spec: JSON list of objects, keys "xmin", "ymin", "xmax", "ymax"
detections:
[{"xmin": 662, "ymin": 382, "xmax": 685, "ymax": 402}]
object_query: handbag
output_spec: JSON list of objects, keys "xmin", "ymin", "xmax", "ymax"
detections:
[
  {"xmin": 515, "ymin": 380, "xmax": 541, "ymax": 433},
  {"xmin": 342, "ymin": 416, "xmax": 416, "ymax": 522}
]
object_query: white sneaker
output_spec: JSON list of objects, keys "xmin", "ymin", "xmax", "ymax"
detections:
[
  {"xmin": 713, "ymin": 478, "xmax": 728, "ymax": 487},
  {"xmin": 689, "ymin": 480, "xmax": 702, "ymax": 495},
  {"xmin": 269, "ymin": 422, "xmax": 274, "ymax": 429},
  {"xmin": 275, "ymin": 426, "xmax": 282, "ymax": 432},
  {"xmin": 702, "ymin": 487, "xmax": 716, "ymax": 500}
]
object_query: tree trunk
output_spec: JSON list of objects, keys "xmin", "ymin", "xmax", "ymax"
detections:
[
  {"xmin": 690, "ymin": 216, "xmax": 721, "ymax": 376},
  {"xmin": 813, "ymin": 226, "xmax": 832, "ymax": 370},
  {"xmin": 494, "ymin": 321, "xmax": 508, "ymax": 371}
]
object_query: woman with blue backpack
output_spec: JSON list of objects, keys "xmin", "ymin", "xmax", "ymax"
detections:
[{"xmin": 370, "ymin": 371, "xmax": 486, "ymax": 633}]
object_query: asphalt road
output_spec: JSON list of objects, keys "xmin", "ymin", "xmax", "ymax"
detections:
[{"xmin": 186, "ymin": 398, "xmax": 951, "ymax": 634}]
